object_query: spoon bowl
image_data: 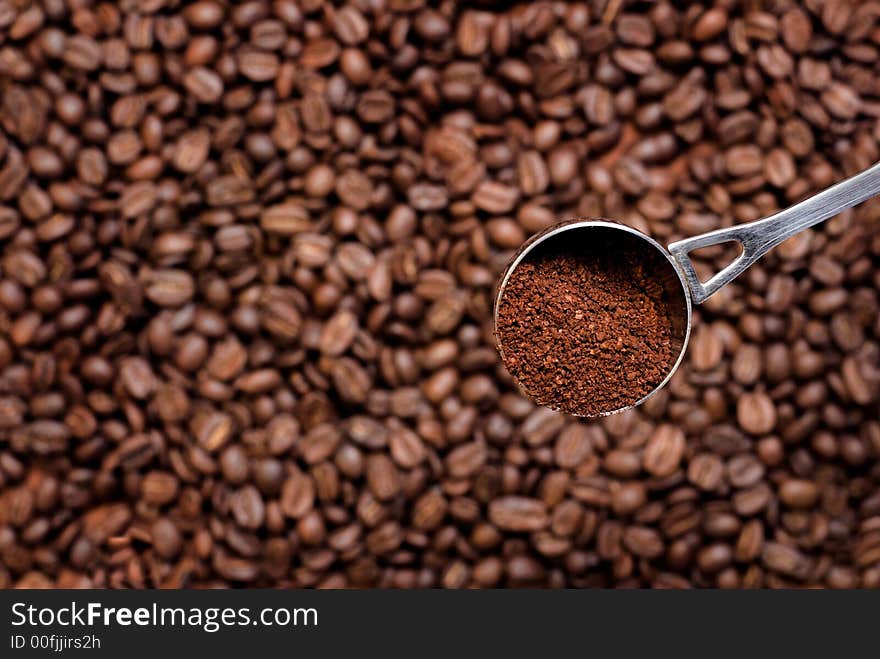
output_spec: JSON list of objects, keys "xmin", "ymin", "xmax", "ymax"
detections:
[{"xmin": 495, "ymin": 219, "xmax": 692, "ymax": 417}]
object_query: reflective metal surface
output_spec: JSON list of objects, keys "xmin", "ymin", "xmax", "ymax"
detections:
[{"xmin": 668, "ymin": 160, "xmax": 880, "ymax": 303}]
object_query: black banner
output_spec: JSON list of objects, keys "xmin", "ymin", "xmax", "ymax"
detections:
[{"xmin": 0, "ymin": 590, "xmax": 876, "ymax": 657}]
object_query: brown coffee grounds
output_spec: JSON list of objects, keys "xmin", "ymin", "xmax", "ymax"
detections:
[{"xmin": 495, "ymin": 231, "xmax": 677, "ymax": 416}]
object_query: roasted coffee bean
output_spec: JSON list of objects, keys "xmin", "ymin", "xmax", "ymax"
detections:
[
  {"xmin": 726, "ymin": 454, "xmax": 765, "ymax": 489},
  {"xmin": 623, "ymin": 526, "xmax": 664, "ymax": 559},
  {"xmin": 173, "ymin": 129, "xmax": 211, "ymax": 174},
  {"xmin": 280, "ymin": 470, "xmax": 315, "ymax": 519},
  {"xmin": 118, "ymin": 357, "xmax": 156, "ymax": 400},
  {"xmin": 141, "ymin": 471, "xmax": 179, "ymax": 506},
  {"xmin": 319, "ymin": 310, "xmax": 358, "ymax": 357},
  {"xmin": 488, "ymin": 497, "xmax": 548, "ymax": 532},
  {"xmin": 151, "ymin": 518, "xmax": 182, "ymax": 559},
  {"xmin": 183, "ymin": 67, "xmax": 224, "ymax": 103},
  {"xmin": 762, "ymin": 542, "xmax": 810, "ymax": 580},
  {"xmin": 611, "ymin": 483, "xmax": 647, "ymax": 516},
  {"xmin": 691, "ymin": 324, "xmax": 723, "ymax": 371},
  {"xmin": 737, "ymin": 392, "xmax": 777, "ymax": 435},
  {"xmin": 643, "ymin": 425, "xmax": 685, "ymax": 477},
  {"xmin": 229, "ymin": 485, "xmax": 265, "ymax": 530},
  {"xmin": 778, "ymin": 479, "xmax": 820, "ymax": 509},
  {"xmin": 687, "ymin": 453, "xmax": 723, "ymax": 492},
  {"xmin": 365, "ymin": 454, "xmax": 401, "ymax": 501}
]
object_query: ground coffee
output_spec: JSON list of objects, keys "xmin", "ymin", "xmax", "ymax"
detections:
[{"xmin": 496, "ymin": 228, "xmax": 677, "ymax": 416}]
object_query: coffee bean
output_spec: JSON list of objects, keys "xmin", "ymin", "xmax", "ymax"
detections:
[
  {"xmin": 280, "ymin": 470, "xmax": 315, "ymax": 519},
  {"xmin": 842, "ymin": 356, "xmax": 876, "ymax": 405},
  {"xmin": 604, "ymin": 449, "xmax": 642, "ymax": 479},
  {"xmin": 725, "ymin": 145, "xmax": 763, "ymax": 177},
  {"xmin": 687, "ymin": 453, "xmax": 723, "ymax": 491},
  {"xmin": 238, "ymin": 50, "xmax": 279, "ymax": 82},
  {"xmin": 206, "ymin": 337, "xmax": 247, "ymax": 381},
  {"xmin": 412, "ymin": 490, "xmax": 448, "ymax": 532},
  {"xmin": 730, "ymin": 344, "xmax": 762, "ymax": 385},
  {"xmin": 172, "ymin": 129, "xmax": 210, "ymax": 173},
  {"xmin": 333, "ymin": 6, "xmax": 369, "ymax": 45},
  {"xmin": 623, "ymin": 526, "xmax": 664, "ymax": 559},
  {"xmin": 140, "ymin": 471, "xmax": 178, "ymax": 506},
  {"xmin": 726, "ymin": 454, "xmax": 765, "ymax": 489},
  {"xmin": 319, "ymin": 310, "xmax": 358, "ymax": 357},
  {"xmin": 3, "ymin": 251, "xmax": 45, "ymax": 287},
  {"xmin": 145, "ymin": 269, "xmax": 195, "ymax": 307},
  {"xmin": 762, "ymin": 541, "xmax": 810, "ymax": 580},
  {"xmin": 183, "ymin": 67, "xmax": 224, "ymax": 103},
  {"xmin": 663, "ymin": 77, "xmax": 706, "ymax": 121},
  {"xmin": 206, "ymin": 175, "xmax": 255, "ymax": 206},
  {"xmin": 388, "ymin": 427, "xmax": 426, "ymax": 469},
  {"xmin": 151, "ymin": 518, "xmax": 182, "ymax": 559},
  {"xmin": 356, "ymin": 90, "xmax": 395, "ymax": 125},
  {"xmin": 733, "ymin": 484, "xmax": 772, "ymax": 517},
  {"xmin": 63, "ymin": 35, "xmax": 101, "ymax": 71},
  {"xmin": 611, "ymin": 483, "xmax": 646, "ymax": 516},
  {"xmin": 554, "ymin": 425, "xmax": 593, "ymax": 469},
  {"xmin": 757, "ymin": 45, "xmax": 794, "ymax": 79},
  {"xmin": 765, "ymin": 148, "xmax": 796, "ymax": 188},
  {"xmin": 472, "ymin": 181, "xmax": 519, "ymax": 214},
  {"xmin": 781, "ymin": 8, "xmax": 812, "ymax": 53},
  {"xmin": 643, "ymin": 425, "xmax": 685, "ymax": 477},
  {"xmin": 736, "ymin": 392, "xmax": 777, "ymax": 435},
  {"xmin": 617, "ymin": 15, "xmax": 655, "ymax": 47},
  {"xmin": 191, "ymin": 411, "xmax": 233, "ymax": 453},
  {"xmin": 778, "ymin": 479, "xmax": 820, "ymax": 509},
  {"xmin": 821, "ymin": 82, "xmax": 861, "ymax": 119},
  {"xmin": 230, "ymin": 485, "xmax": 265, "ymax": 530},
  {"xmin": 691, "ymin": 324, "xmax": 723, "ymax": 371},
  {"xmin": 488, "ymin": 497, "xmax": 548, "ymax": 532},
  {"xmin": 692, "ymin": 8, "xmax": 727, "ymax": 42},
  {"xmin": 119, "ymin": 357, "xmax": 156, "ymax": 400},
  {"xmin": 366, "ymin": 454, "xmax": 401, "ymax": 501},
  {"xmin": 260, "ymin": 203, "xmax": 311, "ymax": 235},
  {"xmin": 260, "ymin": 290, "xmax": 302, "ymax": 340},
  {"xmin": 300, "ymin": 38, "xmax": 340, "ymax": 69},
  {"xmin": 446, "ymin": 442, "xmax": 486, "ymax": 479},
  {"xmin": 517, "ymin": 151, "xmax": 549, "ymax": 195},
  {"xmin": 120, "ymin": 181, "xmax": 158, "ymax": 218},
  {"xmin": 184, "ymin": 1, "xmax": 224, "ymax": 29},
  {"xmin": 408, "ymin": 184, "xmax": 449, "ymax": 212}
]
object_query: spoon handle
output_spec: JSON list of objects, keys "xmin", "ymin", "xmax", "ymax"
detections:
[{"xmin": 668, "ymin": 160, "xmax": 880, "ymax": 304}]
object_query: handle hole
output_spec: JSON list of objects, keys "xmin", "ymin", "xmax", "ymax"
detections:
[{"xmin": 687, "ymin": 241, "xmax": 744, "ymax": 285}]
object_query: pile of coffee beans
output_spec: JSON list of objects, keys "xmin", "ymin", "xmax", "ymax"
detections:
[{"xmin": 0, "ymin": 0, "xmax": 878, "ymax": 588}]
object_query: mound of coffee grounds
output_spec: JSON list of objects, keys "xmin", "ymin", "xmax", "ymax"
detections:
[{"xmin": 496, "ymin": 230, "xmax": 678, "ymax": 416}]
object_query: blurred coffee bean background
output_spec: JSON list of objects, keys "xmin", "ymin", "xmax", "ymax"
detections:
[{"xmin": 0, "ymin": 0, "xmax": 878, "ymax": 588}]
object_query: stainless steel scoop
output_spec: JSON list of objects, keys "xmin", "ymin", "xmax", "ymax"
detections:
[{"xmin": 495, "ymin": 160, "xmax": 880, "ymax": 416}]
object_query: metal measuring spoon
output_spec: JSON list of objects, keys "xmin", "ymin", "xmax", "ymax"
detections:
[{"xmin": 495, "ymin": 161, "xmax": 880, "ymax": 417}]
